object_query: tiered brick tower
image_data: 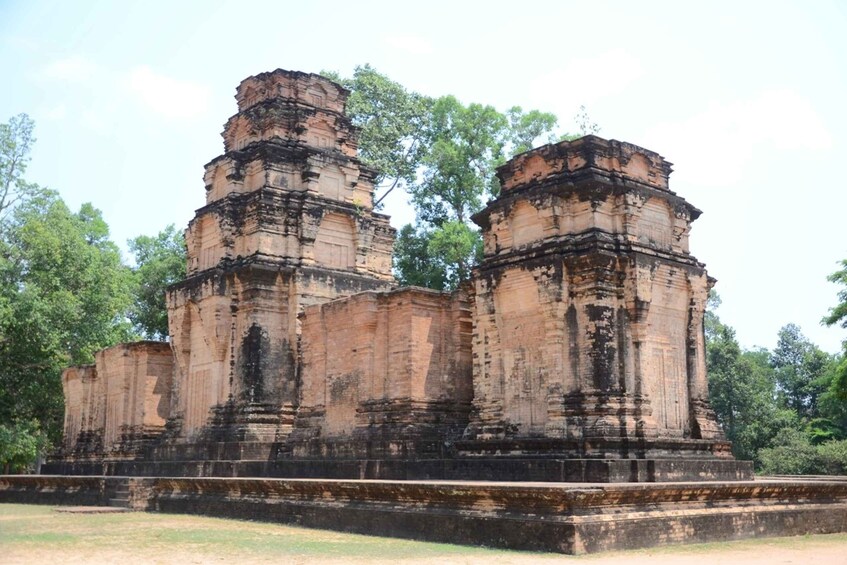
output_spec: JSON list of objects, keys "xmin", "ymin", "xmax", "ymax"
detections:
[
  {"xmin": 461, "ymin": 136, "xmax": 727, "ymax": 459},
  {"xmin": 165, "ymin": 70, "xmax": 395, "ymax": 444}
]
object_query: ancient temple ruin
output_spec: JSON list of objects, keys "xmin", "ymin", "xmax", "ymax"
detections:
[
  {"xmin": 16, "ymin": 69, "xmax": 847, "ymax": 555},
  {"xmin": 50, "ymin": 69, "xmax": 749, "ymax": 481}
]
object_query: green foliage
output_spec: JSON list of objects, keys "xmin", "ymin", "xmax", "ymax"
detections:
[
  {"xmin": 327, "ymin": 66, "xmax": 559, "ymax": 290},
  {"xmin": 824, "ymin": 259, "xmax": 847, "ymax": 401},
  {"xmin": 704, "ymin": 290, "xmax": 723, "ymax": 341},
  {"xmin": 829, "ymin": 356, "xmax": 847, "ymax": 402},
  {"xmin": 322, "ymin": 65, "xmax": 430, "ymax": 207},
  {"xmin": 0, "ymin": 191, "xmax": 135, "ymax": 446},
  {"xmin": 426, "ymin": 220, "xmax": 483, "ymax": 288},
  {"xmin": 817, "ymin": 439, "xmax": 847, "ymax": 475},
  {"xmin": 771, "ymin": 323, "xmax": 834, "ymax": 418},
  {"xmin": 0, "ymin": 114, "xmax": 43, "ymax": 222},
  {"xmin": 393, "ymin": 222, "xmax": 483, "ymax": 291},
  {"xmin": 706, "ymin": 313, "xmax": 793, "ymax": 463},
  {"xmin": 5, "ymin": 193, "xmax": 135, "ymax": 360},
  {"xmin": 403, "ymin": 96, "xmax": 554, "ymax": 289},
  {"xmin": 506, "ymin": 107, "xmax": 558, "ymax": 154},
  {"xmin": 413, "ymin": 95, "xmax": 508, "ymax": 223},
  {"xmin": 758, "ymin": 427, "xmax": 822, "ymax": 475},
  {"xmin": 392, "ymin": 225, "xmax": 449, "ymax": 290},
  {"xmin": 809, "ymin": 358, "xmax": 847, "ymax": 441},
  {"xmin": 0, "ymin": 420, "xmax": 49, "ymax": 473},
  {"xmin": 824, "ymin": 259, "xmax": 847, "ymax": 329},
  {"xmin": 706, "ymin": 292, "xmax": 847, "ymax": 474},
  {"xmin": 760, "ymin": 433, "xmax": 847, "ymax": 476},
  {"xmin": 128, "ymin": 224, "xmax": 186, "ymax": 340}
]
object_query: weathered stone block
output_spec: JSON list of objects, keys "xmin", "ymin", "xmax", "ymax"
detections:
[{"xmin": 294, "ymin": 287, "xmax": 472, "ymax": 457}]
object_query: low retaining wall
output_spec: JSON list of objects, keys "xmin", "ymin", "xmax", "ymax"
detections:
[
  {"xmin": 0, "ymin": 475, "xmax": 118, "ymax": 506},
  {"xmin": 42, "ymin": 455, "xmax": 754, "ymax": 482},
  {"xmin": 2, "ymin": 475, "xmax": 847, "ymax": 554}
]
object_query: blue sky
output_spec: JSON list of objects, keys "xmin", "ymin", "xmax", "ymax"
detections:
[{"xmin": 2, "ymin": 0, "xmax": 846, "ymax": 353}]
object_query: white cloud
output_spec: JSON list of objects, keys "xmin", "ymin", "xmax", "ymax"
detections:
[
  {"xmin": 528, "ymin": 49, "xmax": 644, "ymax": 112},
  {"xmin": 40, "ymin": 55, "xmax": 99, "ymax": 82},
  {"xmin": 384, "ymin": 35, "xmax": 434, "ymax": 55},
  {"xmin": 124, "ymin": 66, "xmax": 211, "ymax": 120},
  {"xmin": 643, "ymin": 89, "xmax": 832, "ymax": 187}
]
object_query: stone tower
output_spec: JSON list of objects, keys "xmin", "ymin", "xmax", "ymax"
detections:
[
  {"xmin": 166, "ymin": 70, "xmax": 395, "ymax": 442},
  {"xmin": 462, "ymin": 136, "xmax": 727, "ymax": 458}
]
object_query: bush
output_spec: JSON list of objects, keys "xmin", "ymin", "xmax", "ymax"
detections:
[
  {"xmin": 758, "ymin": 428, "xmax": 847, "ymax": 476},
  {"xmin": 758, "ymin": 427, "xmax": 822, "ymax": 475},
  {"xmin": 817, "ymin": 439, "xmax": 847, "ymax": 475},
  {"xmin": 0, "ymin": 421, "xmax": 49, "ymax": 473}
]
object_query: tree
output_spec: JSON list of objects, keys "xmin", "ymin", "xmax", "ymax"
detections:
[
  {"xmin": 0, "ymin": 420, "xmax": 49, "ymax": 473},
  {"xmin": 706, "ymin": 320, "xmax": 744, "ymax": 441},
  {"xmin": 406, "ymin": 96, "xmax": 557, "ymax": 289},
  {"xmin": 826, "ymin": 356, "xmax": 847, "ymax": 402},
  {"xmin": 506, "ymin": 106, "xmax": 559, "ymax": 155},
  {"xmin": 817, "ymin": 438, "xmax": 847, "ymax": 475},
  {"xmin": 824, "ymin": 259, "xmax": 847, "ymax": 400},
  {"xmin": 326, "ymin": 67, "xmax": 559, "ymax": 291},
  {"xmin": 758, "ymin": 427, "xmax": 822, "ymax": 475},
  {"xmin": 706, "ymin": 293, "xmax": 797, "ymax": 464},
  {"xmin": 322, "ymin": 65, "xmax": 431, "ymax": 207},
  {"xmin": 392, "ymin": 225, "xmax": 449, "ymax": 290},
  {"xmin": 771, "ymin": 323, "xmax": 833, "ymax": 418},
  {"xmin": 0, "ymin": 191, "xmax": 135, "ymax": 448},
  {"xmin": 426, "ymin": 220, "xmax": 484, "ymax": 288},
  {"xmin": 706, "ymin": 292, "xmax": 847, "ymax": 473},
  {"xmin": 706, "ymin": 322, "xmax": 793, "ymax": 462},
  {"xmin": 0, "ymin": 114, "xmax": 43, "ymax": 223},
  {"xmin": 128, "ymin": 224, "xmax": 186, "ymax": 340},
  {"xmin": 824, "ymin": 259, "xmax": 847, "ymax": 330},
  {"xmin": 704, "ymin": 290, "xmax": 723, "ymax": 342},
  {"xmin": 393, "ymin": 222, "xmax": 484, "ymax": 291}
]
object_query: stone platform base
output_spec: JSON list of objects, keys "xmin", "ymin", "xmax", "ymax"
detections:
[
  {"xmin": 3, "ymin": 474, "xmax": 847, "ymax": 553},
  {"xmin": 42, "ymin": 454, "xmax": 753, "ymax": 483}
]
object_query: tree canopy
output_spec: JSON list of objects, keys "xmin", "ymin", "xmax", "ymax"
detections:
[
  {"xmin": 0, "ymin": 114, "xmax": 43, "ymax": 223},
  {"xmin": 706, "ymin": 292, "xmax": 847, "ymax": 473},
  {"xmin": 322, "ymin": 65, "xmax": 430, "ymax": 207},
  {"xmin": 0, "ymin": 190, "xmax": 135, "ymax": 454},
  {"xmin": 325, "ymin": 65, "xmax": 562, "ymax": 290},
  {"xmin": 0, "ymin": 114, "xmax": 142, "ymax": 469},
  {"xmin": 824, "ymin": 260, "xmax": 847, "ymax": 401},
  {"xmin": 128, "ymin": 224, "xmax": 186, "ymax": 340}
]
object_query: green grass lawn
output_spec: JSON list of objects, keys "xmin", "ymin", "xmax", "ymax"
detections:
[
  {"xmin": 2, "ymin": 503, "xmax": 847, "ymax": 565},
  {"xmin": 0, "ymin": 503, "xmax": 501, "ymax": 562}
]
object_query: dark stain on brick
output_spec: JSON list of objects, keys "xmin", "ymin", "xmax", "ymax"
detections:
[
  {"xmin": 586, "ymin": 305, "xmax": 616, "ymax": 392},
  {"xmin": 241, "ymin": 323, "xmax": 268, "ymax": 403}
]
